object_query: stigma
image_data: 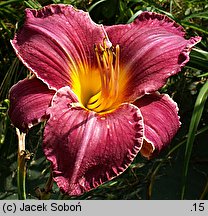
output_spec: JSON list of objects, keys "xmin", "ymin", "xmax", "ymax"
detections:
[{"xmin": 86, "ymin": 41, "xmax": 120, "ymax": 113}]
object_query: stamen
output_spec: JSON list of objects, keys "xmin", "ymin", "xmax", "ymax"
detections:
[{"xmin": 86, "ymin": 40, "xmax": 120, "ymax": 113}]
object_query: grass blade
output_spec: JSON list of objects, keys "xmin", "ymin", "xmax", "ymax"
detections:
[
  {"xmin": 0, "ymin": 0, "xmax": 22, "ymax": 7},
  {"xmin": 183, "ymin": 11, "xmax": 208, "ymax": 20},
  {"xmin": 181, "ymin": 81, "xmax": 208, "ymax": 199},
  {"xmin": 181, "ymin": 20, "xmax": 208, "ymax": 34},
  {"xmin": 88, "ymin": 0, "xmax": 106, "ymax": 12},
  {"xmin": 127, "ymin": 10, "xmax": 143, "ymax": 24},
  {"xmin": 189, "ymin": 48, "xmax": 208, "ymax": 71},
  {"xmin": 24, "ymin": 0, "xmax": 42, "ymax": 9}
]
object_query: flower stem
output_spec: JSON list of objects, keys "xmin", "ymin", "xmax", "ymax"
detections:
[{"xmin": 16, "ymin": 128, "xmax": 27, "ymax": 200}]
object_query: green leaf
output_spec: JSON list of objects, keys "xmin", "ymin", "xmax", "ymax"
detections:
[
  {"xmin": 197, "ymin": 72, "xmax": 208, "ymax": 77},
  {"xmin": 0, "ymin": 0, "xmax": 22, "ymax": 7},
  {"xmin": 181, "ymin": 20, "xmax": 208, "ymax": 34},
  {"xmin": 127, "ymin": 10, "xmax": 143, "ymax": 23},
  {"xmin": 88, "ymin": 0, "xmax": 107, "ymax": 12},
  {"xmin": 181, "ymin": 81, "xmax": 208, "ymax": 199},
  {"xmin": 24, "ymin": 0, "xmax": 42, "ymax": 9},
  {"xmin": 183, "ymin": 11, "xmax": 208, "ymax": 20},
  {"xmin": 189, "ymin": 48, "xmax": 208, "ymax": 71}
]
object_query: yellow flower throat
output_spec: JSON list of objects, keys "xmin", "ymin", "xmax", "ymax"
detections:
[{"xmin": 71, "ymin": 41, "xmax": 126, "ymax": 114}]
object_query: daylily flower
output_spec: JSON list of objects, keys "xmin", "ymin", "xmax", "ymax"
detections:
[{"xmin": 9, "ymin": 4, "xmax": 201, "ymax": 196}]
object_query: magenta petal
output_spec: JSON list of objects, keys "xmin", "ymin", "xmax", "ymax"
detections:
[
  {"xmin": 9, "ymin": 77, "xmax": 55, "ymax": 132},
  {"xmin": 11, "ymin": 4, "xmax": 107, "ymax": 90},
  {"xmin": 134, "ymin": 92, "xmax": 180, "ymax": 158},
  {"xmin": 106, "ymin": 12, "xmax": 201, "ymax": 99},
  {"xmin": 43, "ymin": 86, "xmax": 144, "ymax": 196}
]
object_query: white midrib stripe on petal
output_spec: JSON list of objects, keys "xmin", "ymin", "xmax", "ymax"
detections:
[{"xmin": 70, "ymin": 112, "xmax": 96, "ymax": 185}]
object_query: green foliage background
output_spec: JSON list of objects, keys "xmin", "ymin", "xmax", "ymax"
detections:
[{"xmin": 0, "ymin": 0, "xmax": 208, "ymax": 200}]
